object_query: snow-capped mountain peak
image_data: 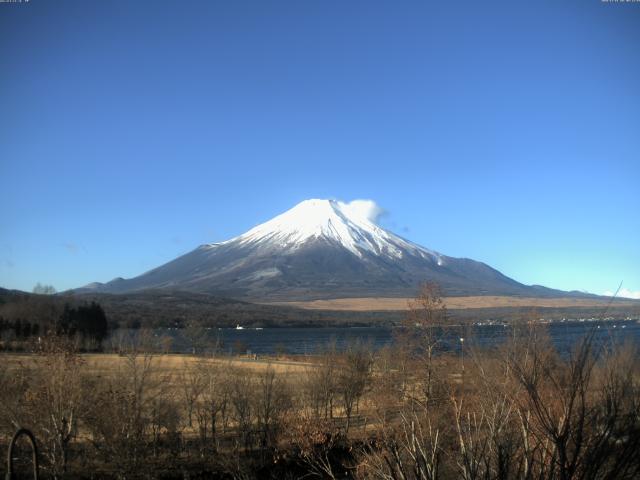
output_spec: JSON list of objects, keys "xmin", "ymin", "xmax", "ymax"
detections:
[
  {"xmin": 217, "ymin": 199, "xmax": 440, "ymax": 261},
  {"xmin": 76, "ymin": 198, "xmax": 570, "ymax": 300}
]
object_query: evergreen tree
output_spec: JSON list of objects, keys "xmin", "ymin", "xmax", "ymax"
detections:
[{"xmin": 58, "ymin": 302, "xmax": 108, "ymax": 343}]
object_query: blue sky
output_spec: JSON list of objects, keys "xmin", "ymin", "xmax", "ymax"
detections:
[{"xmin": 1, "ymin": 0, "xmax": 639, "ymax": 297}]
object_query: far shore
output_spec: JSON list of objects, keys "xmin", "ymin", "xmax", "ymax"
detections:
[{"xmin": 264, "ymin": 295, "xmax": 639, "ymax": 311}]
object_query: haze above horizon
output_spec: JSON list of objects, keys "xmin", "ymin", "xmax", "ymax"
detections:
[{"xmin": 1, "ymin": 1, "xmax": 639, "ymax": 297}]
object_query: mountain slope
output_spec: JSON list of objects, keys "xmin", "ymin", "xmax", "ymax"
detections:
[{"xmin": 78, "ymin": 199, "xmax": 580, "ymax": 300}]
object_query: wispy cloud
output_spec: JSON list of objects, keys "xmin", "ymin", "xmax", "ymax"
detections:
[
  {"xmin": 62, "ymin": 242, "xmax": 87, "ymax": 255},
  {"xmin": 64, "ymin": 242, "xmax": 79, "ymax": 254},
  {"xmin": 603, "ymin": 288, "xmax": 640, "ymax": 300}
]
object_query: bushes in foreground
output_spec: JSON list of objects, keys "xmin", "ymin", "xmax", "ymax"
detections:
[{"xmin": 0, "ymin": 324, "xmax": 639, "ymax": 479}]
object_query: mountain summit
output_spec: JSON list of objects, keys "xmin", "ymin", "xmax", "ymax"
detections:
[
  {"xmin": 223, "ymin": 199, "xmax": 442, "ymax": 263},
  {"xmin": 80, "ymin": 199, "xmax": 569, "ymax": 300}
]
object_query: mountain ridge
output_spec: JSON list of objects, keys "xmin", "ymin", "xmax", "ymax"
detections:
[{"xmin": 75, "ymin": 199, "xmax": 596, "ymax": 301}]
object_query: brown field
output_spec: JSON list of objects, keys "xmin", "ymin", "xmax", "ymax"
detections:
[
  {"xmin": 2, "ymin": 332, "xmax": 639, "ymax": 479},
  {"xmin": 0, "ymin": 352, "xmax": 313, "ymax": 378},
  {"xmin": 265, "ymin": 295, "xmax": 637, "ymax": 311}
]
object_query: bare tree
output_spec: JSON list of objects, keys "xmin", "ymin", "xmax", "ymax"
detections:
[
  {"xmin": 33, "ymin": 282, "xmax": 57, "ymax": 295},
  {"xmin": 254, "ymin": 365, "xmax": 292, "ymax": 456},
  {"xmin": 304, "ymin": 341, "xmax": 338, "ymax": 420},
  {"xmin": 369, "ymin": 345, "xmax": 404, "ymax": 431},
  {"xmin": 228, "ymin": 367, "xmax": 255, "ymax": 452},
  {"xmin": 28, "ymin": 336, "xmax": 86, "ymax": 478},
  {"xmin": 287, "ymin": 414, "xmax": 350, "ymax": 480},
  {"xmin": 193, "ymin": 359, "xmax": 230, "ymax": 453},
  {"xmin": 183, "ymin": 320, "xmax": 208, "ymax": 355},
  {"xmin": 84, "ymin": 348, "xmax": 159, "ymax": 477},
  {"xmin": 0, "ymin": 355, "xmax": 32, "ymax": 433},
  {"xmin": 149, "ymin": 395, "xmax": 181, "ymax": 457},
  {"xmin": 337, "ymin": 341, "xmax": 373, "ymax": 434},
  {"xmin": 359, "ymin": 399, "xmax": 441, "ymax": 480},
  {"xmin": 398, "ymin": 282, "xmax": 447, "ymax": 406},
  {"xmin": 495, "ymin": 325, "xmax": 640, "ymax": 480},
  {"xmin": 180, "ymin": 359, "xmax": 205, "ymax": 428}
]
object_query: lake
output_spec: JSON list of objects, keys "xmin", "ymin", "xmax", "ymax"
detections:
[{"xmin": 112, "ymin": 320, "xmax": 640, "ymax": 356}]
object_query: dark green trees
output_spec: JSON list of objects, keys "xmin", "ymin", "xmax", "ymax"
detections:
[{"xmin": 58, "ymin": 302, "xmax": 108, "ymax": 342}]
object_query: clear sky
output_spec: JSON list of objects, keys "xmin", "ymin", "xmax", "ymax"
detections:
[{"xmin": 1, "ymin": 0, "xmax": 639, "ymax": 297}]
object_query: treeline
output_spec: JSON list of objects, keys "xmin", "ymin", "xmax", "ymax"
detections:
[
  {"xmin": 0, "ymin": 295, "xmax": 108, "ymax": 349},
  {"xmin": 68, "ymin": 291, "xmax": 640, "ymax": 328},
  {"xmin": 0, "ymin": 288, "xmax": 399, "ymax": 330},
  {"xmin": 76, "ymin": 290, "xmax": 400, "ymax": 328},
  {"xmin": 2, "ymin": 287, "xmax": 638, "ymax": 332}
]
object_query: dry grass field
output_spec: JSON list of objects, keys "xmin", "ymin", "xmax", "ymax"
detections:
[
  {"xmin": 266, "ymin": 295, "xmax": 637, "ymax": 311},
  {"xmin": 1, "ymin": 325, "xmax": 639, "ymax": 479},
  {"xmin": 0, "ymin": 352, "xmax": 313, "ymax": 378}
]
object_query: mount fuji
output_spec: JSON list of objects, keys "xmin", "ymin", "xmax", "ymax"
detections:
[{"xmin": 79, "ymin": 199, "xmax": 574, "ymax": 301}]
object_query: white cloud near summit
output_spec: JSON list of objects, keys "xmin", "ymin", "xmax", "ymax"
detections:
[
  {"xmin": 340, "ymin": 199, "xmax": 385, "ymax": 224},
  {"xmin": 603, "ymin": 288, "xmax": 640, "ymax": 300}
]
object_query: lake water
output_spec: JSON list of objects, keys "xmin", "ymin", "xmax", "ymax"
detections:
[{"xmin": 114, "ymin": 320, "xmax": 640, "ymax": 356}]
